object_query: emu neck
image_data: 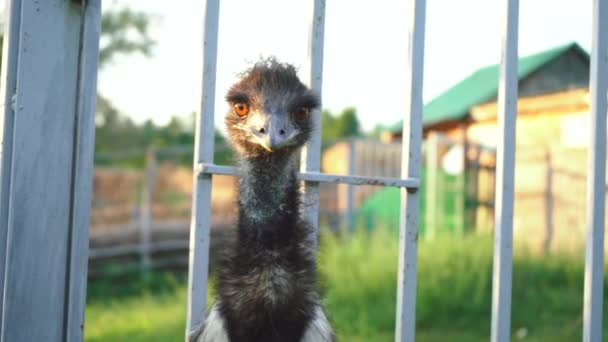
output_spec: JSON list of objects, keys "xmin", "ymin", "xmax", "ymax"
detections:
[{"xmin": 237, "ymin": 152, "xmax": 300, "ymax": 244}]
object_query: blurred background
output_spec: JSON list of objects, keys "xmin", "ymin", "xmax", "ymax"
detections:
[{"xmin": 2, "ymin": 0, "xmax": 607, "ymax": 341}]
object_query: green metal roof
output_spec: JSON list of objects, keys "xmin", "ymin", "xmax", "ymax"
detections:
[{"xmin": 389, "ymin": 42, "xmax": 589, "ymax": 132}]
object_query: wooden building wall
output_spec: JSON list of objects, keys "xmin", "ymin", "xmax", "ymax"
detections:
[
  {"xmin": 382, "ymin": 88, "xmax": 602, "ymax": 253},
  {"xmin": 320, "ymin": 139, "xmax": 402, "ymax": 228},
  {"xmin": 442, "ymin": 89, "xmax": 601, "ymax": 253}
]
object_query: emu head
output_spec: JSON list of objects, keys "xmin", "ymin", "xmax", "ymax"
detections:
[{"xmin": 224, "ymin": 59, "xmax": 319, "ymax": 158}]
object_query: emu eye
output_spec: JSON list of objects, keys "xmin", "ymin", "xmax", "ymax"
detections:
[
  {"xmin": 234, "ymin": 103, "xmax": 249, "ymax": 117},
  {"xmin": 294, "ymin": 107, "xmax": 310, "ymax": 121}
]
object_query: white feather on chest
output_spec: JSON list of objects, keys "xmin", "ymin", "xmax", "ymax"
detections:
[{"xmin": 192, "ymin": 304, "xmax": 334, "ymax": 342}]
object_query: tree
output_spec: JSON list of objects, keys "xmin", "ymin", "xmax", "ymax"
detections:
[
  {"xmin": 95, "ymin": 6, "xmax": 156, "ymax": 159},
  {"xmin": 369, "ymin": 123, "xmax": 389, "ymax": 139},
  {"xmin": 321, "ymin": 110, "xmax": 339, "ymax": 144},
  {"xmin": 98, "ymin": 7, "xmax": 155, "ymax": 68},
  {"xmin": 337, "ymin": 107, "xmax": 361, "ymax": 138},
  {"xmin": 321, "ymin": 107, "xmax": 362, "ymax": 148}
]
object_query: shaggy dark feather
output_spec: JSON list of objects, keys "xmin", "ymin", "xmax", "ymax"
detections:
[{"xmin": 191, "ymin": 58, "xmax": 335, "ymax": 342}]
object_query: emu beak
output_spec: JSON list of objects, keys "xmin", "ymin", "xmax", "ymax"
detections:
[
  {"xmin": 250, "ymin": 115, "xmax": 295, "ymax": 152},
  {"xmin": 254, "ymin": 135, "xmax": 276, "ymax": 152}
]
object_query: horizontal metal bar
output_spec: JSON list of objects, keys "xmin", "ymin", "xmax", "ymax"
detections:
[{"xmin": 197, "ymin": 163, "xmax": 420, "ymax": 189}]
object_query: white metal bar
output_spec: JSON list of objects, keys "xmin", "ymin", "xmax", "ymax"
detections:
[
  {"xmin": 197, "ymin": 163, "xmax": 420, "ymax": 188},
  {"xmin": 186, "ymin": 0, "xmax": 220, "ymax": 336},
  {"xmin": 300, "ymin": 0, "xmax": 326, "ymax": 248},
  {"xmin": 0, "ymin": 0, "xmax": 22, "ymax": 328},
  {"xmin": 583, "ymin": 1, "xmax": 608, "ymax": 340},
  {"xmin": 395, "ymin": 0, "xmax": 426, "ymax": 340},
  {"xmin": 490, "ymin": 0, "xmax": 518, "ymax": 341},
  {"xmin": 0, "ymin": 1, "xmax": 100, "ymax": 340},
  {"xmin": 65, "ymin": 2, "xmax": 102, "ymax": 340}
]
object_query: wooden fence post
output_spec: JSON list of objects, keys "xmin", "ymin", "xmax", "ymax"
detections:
[
  {"xmin": 467, "ymin": 144, "xmax": 481, "ymax": 232},
  {"xmin": 543, "ymin": 150, "xmax": 554, "ymax": 254},
  {"xmin": 436, "ymin": 138, "xmax": 446, "ymax": 232},
  {"xmin": 345, "ymin": 139, "xmax": 356, "ymax": 232},
  {"xmin": 455, "ymin": 124, "xmax": 468, "ymax": 235},
  {"xmin": 0, "ymin": 1, "xmax": 101, "ymax": 340},
  {"xmin": 140, "ymin": 147, "xmax": 157, "ymax": 270},
  {"xmin": 425, "ymin": 132, "xmax": 439, "ymax": 240}
]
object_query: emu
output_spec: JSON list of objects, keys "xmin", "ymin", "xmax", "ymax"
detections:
[{"xmin": 190, "ymin": 59, "xmax": 336, "ymax": 342}]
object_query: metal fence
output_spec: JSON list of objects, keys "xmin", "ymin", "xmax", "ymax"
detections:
[
  {"xmin": 186, "ymin": 0, "xmax": 421, "ymax": 336},
  {"xmin": 186, "ymin": 1, "xmax": 607, "ymax": 342},
  {"xmin": 0, "ymin": 0, "xmax": 606, "ymax": 341}
]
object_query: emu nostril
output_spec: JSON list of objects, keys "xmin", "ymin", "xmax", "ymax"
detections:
[
  {"xmin": 279, "ymin": 129, "xmax": 285, "ymax": 135},
  {"xmin": 259, "ymin": 127, "xmax": 266, "ymax": 134}
]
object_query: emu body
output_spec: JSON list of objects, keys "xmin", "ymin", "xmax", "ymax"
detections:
[{"xmin": 190, "ymin": 59, "xmax": 335, "ymax": 342}]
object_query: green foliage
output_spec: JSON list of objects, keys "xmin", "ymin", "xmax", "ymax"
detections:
[
  {"xmin": 94, "ymin": 5, "xmax": 159, "ymax": 168},
  {"xmin": 321, "ymin": 107, "xmax": 362, "ymax": 147},
  {"xmin": 369, "ymin": 123, "xmax": 389, "ymax": 139},
  {"xmin": 86, "ymin": 288, "xmax": 187, "ymax": 342},
  {"xmin": 87, "ymin": 270, "xmax": 185, "ymax": 304},
  {"xmin": 319, "ymin": 229, "xmax": 493, "ymax": 339},
  {"xmin": 93, "ymin": 5, "xmax": 361, "ymax": 167},
  {"xmin": 94, "ymin": 96, "xmax": 146, "ymax": 165},
  {"xmin": 337, "ymin": 107, "xmax": 361, "ymax": 137},
  {"xmin": 94, "ymin": 109, "xmax": 234, "ymax": 168},
  {"xmin": 85, "ymin": 229, "xmax": 607, "ymax": 342},
  {"xmin": 99, "ymin": 7, "xmax": 155, "ymax": 69}
]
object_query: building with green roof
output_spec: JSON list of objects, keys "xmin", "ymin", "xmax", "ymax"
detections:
[
  {"xmin": 365, "ymin": 42, "xmax": 592, "ymax": 241},
  {"xmin": 387, "ymin": 42, "xmax": 589, "ymax": 137}
]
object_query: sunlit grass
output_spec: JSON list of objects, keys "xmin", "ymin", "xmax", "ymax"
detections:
[{"xmin": 85, "ymin": 228, "xmax": 607, "ymax": 342}]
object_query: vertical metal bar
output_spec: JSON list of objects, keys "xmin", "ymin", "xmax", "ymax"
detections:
[
  {"xmin": 301, "ymin": 0, "xmax": 325, "ymax": 248},
  {"xmin": 0, "ymin": 1, "xmax": 99, "ymax": 339},
  {"xmin": 490, "ymin": 0, "xmax": 518, "ymax": 341},
  {"xmin": 0, "ymin": 0, "xmax": 23, "ymax": 328},
  {"xmin": 186, "ymin": 0, "xmax": 219, "ymax": 335},
  {"xmin": 395, "ymin": 0, "xmax": 425, "ymax": 340},
  {"xmin": 470, "ymin": 145, "xmax": 481, "ymax": 230},
  {"xmin": 583, "ymin": 1, "xmax": 608, "ymax": 340},
  {"xmin": 65, "ymin": 2, "xmax": 102, "ymax": 340}
]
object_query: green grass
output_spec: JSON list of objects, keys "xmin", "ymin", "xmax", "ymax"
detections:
[{"xmin": 85, "ymin": 229, "xmax": 608, "ymax": 341}]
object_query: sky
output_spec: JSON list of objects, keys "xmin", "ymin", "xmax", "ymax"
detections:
[{"xmin": 3, "ymin": 0, "xmax": 597, "ymax": 131}]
